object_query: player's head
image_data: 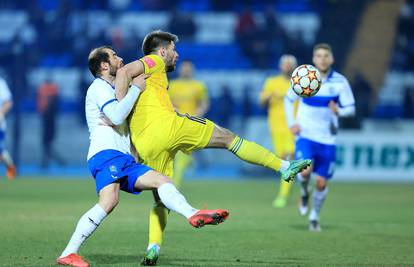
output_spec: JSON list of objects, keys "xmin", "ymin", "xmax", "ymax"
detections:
[
  {"xmin": 179, "ymin": 60, "xmax": 194, "ymax": 79},
  {"xmin": 142, "ymin": 30, "xmax": 179, "ymax": 73},
  {"xmin": 313, "ymin": 43, "xmax": 334, "ymax": 73},
  {"xmin": 279, "ymin": 55, "xmax": 297, "ymax": 76},
  {"xmin": 88, "ymin": 46, "xmax": 124, "ymax": 78}
]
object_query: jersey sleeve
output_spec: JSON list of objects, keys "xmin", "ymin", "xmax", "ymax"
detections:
[
  {"xmin": 259, "ymin": 79, "xmax": 273, "ymax": 102},
  {"xmin": 285, "ymin": 86, "xmax": 299, "ymax": 102},
  {"xmin": 139, "ymin": 55, "xmax": 164, "ymax": 75},
  {"xmin": 90, "ymin": 85, "xmax": 118, "ymax": 112},
  {"xmin": 338, "ymin": 78, "xmax": 355, "ymax": 107},
  {"xmin": 284, "ymin": 88, "xmax": 299, "ymax": 127}
]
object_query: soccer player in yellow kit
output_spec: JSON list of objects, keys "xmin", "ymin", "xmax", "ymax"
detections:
[
  {"xmin": 115, "ymin": 30, "xmax": 311, "ymax": 266},
  {"xmin": 168, "ymin": 60, "xmax": 209, "ymax": 187},
  {"xmin": 260, "ymin": 55, "xmax": 298, "ymax": 208}
]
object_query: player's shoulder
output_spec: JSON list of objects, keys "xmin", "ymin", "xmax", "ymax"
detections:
[
  {"xmin": 140, "ymin": 54, "xmax": 165, "ymax": 69},
  {"xmin": 191, "ymin": 79, "xmax": 206, "ymax": 89},
  {"xmin": 266, "ymin": 75, "xmax": 281, "ymax": 82},
  {"xmin": 87, "ymin": 78, "xmax": 113, "ymax": 95},
  {"xmin": 328, "ymin": 71, "xmax": 349, "ymax": 83}
]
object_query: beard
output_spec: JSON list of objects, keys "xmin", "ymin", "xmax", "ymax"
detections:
[
  {"xmin": 109, "ymin": 64, "xmax": 118, "ymax": 76},
  {"xmin": 166, "ymin": 64, "xmax": 175, "ymax": 73}
]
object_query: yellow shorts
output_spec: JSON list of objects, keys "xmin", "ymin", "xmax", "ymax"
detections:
[
  {"xmin": 130, "ymin": 112, "xmax": 215, "ymax": 177},
  {"xmin": 270, "ymin": 130, "xmax": 295, "ymax": 158}
]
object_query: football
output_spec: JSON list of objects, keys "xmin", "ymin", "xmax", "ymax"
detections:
[{"xmin": 291, "ymin": 64, "xmax": 322, "ymax": 97}]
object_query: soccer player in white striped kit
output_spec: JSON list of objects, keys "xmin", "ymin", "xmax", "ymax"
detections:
[
  {"xmin": 0, "ymin": 76, "xmax": 16, "ymax": 180},
  {"xmin": 285, "ymin": 44, "xmax": 356, "ymax": 231}
]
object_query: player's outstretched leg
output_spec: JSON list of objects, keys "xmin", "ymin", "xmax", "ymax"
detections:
[
  {"xmin": 57, "ymin": 183, "xmax": 119, "ymax": 267},
  {"xmin": 136, "ymin": 171, "xmax": 229, "ymax": 266},
  {"xmin": 136, "ymin": 171, "xmax": 229, "ymax": 228},
  {"xmin": 309, "ymin": 176, "xmax": 328, "ymax": 232},
  {"xmin": 207, "ymin": 125, "xmax": 312, "ymax": 182}
]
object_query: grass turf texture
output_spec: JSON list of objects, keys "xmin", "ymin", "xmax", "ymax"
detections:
[{"xmin": 0, "ymin": 178, "xmax": 413, "ymax": 266}]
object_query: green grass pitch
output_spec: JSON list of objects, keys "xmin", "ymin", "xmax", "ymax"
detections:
[{"xmin": 1, "ymin": 178, "xmax": 413, "ymax": 266}]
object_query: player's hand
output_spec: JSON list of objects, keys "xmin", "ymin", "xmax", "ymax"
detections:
[
  {"xmin": 132, "ymin": 74, "xmax": 150, "ymax": 92},
  {"xmin": 328, "ymin": 100, "xmax": 338, "ymax": 115},
  {"xmin": 290, "ymin": 124, "xmax": 301, "ymax": 135}
]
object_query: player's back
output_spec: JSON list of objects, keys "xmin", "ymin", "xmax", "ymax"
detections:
[
  {"xmin": 85, "ymin": 78, "xmax": 130, "ymax": 160},
  {"xmin": 169, "ymin": 79, "xmax": 206, "ymax": 115},
  {"xmin": 294, "ymin": 71, "xmax": 354, "ymax": 145}
]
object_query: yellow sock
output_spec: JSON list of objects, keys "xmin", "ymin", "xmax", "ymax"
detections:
[
  {"xmin": 229, "ymin": 136, "xmax": 284, "ymax": 171},
  {"xmin": 278, "ymin": 180, "xmax": 293, "ymax": 199},
  {"xmin": 173, "ymin": 152, "xmax": 192, "ymax": 188},
  {"xmin": 148, "ymin": 202, "xmax": 168, "ymax": 246}
]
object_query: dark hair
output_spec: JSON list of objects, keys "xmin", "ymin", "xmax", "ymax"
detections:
[
  {"xmin": 142, "ymin": 30, "xmax": 178, "ymax": 55},
  {"xmin": 88, "ymin": 46, "xmax": 113, "ymax": 77},
  {"xmin": 313, "ymin": 43, "xmax": 332, "ymax": 53}
]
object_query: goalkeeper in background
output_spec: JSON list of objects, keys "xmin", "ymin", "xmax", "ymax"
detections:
[
  {"xmin": 168, "ymin": 60, "xmax": 209, "ymax": 187},
  {"xmin": 260, "ymin": 55, "xmax": 297, "ymax": 208}
]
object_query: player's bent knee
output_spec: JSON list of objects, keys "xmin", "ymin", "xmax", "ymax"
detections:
[
  {"xmin": 98, "ymin": 183, "xmax": 120, "ymax": 213},
  {"xmin": 135, "ymin": 170, "xmax": 172, "ymax": 190},
  {"xmin": 99, "ymin": 194, "xmax": 119, "ymax": 214},
  {"xmin": 315, "ymin": 177, "xmax": 327, "ymax": 191}
]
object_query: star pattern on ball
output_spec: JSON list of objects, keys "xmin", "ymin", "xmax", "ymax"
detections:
[
  {"xmin": 292, "ymin": 75, "xmax": 300, "ymax": 84},
  {"xmin": 308, "ymin": 70, "xmax": 316, "ymax": 80},
  {"xmin": 302, "ymin": 87, "xmax": 313, "ymax": 96}
]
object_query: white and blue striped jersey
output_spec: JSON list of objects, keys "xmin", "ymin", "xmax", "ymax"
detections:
[
  {"xmin": 85, "ymin": 78, "xmax": 131, "ymax": 160},
  {"xmin": 285, "ymin": 70, "xmax": 355, "ymax": 145},
  {"xmin": 0, "ymin": 77, "xmax": 12, "ymax": 132}
]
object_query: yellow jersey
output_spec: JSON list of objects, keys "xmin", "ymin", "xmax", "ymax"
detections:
[
  {"xmin": 260, "ymin": 74, "xmax": 292, "ymax": 132},
  {"xmin": 168, "ymin": 79, "xmax": 207, "ymax": 115},
  {"xmin": 129, "ymin": 54, "xmax": 174, "ymax": 131}
]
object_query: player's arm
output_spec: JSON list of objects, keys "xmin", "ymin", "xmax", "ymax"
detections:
[
  {"xmin": 259, "ymin": 79, "xmax": 272, "ymax": 106},
  {"xmin": 102, "ymin": 74, "xmax": 147, "ymax": 125},
  {"xmin": 284, "ymin": 89, "xmax": 300, "ymax": 134},
  {"xmin": 115, "ymin": 60, "xmax": 145, "ymax": 100},
  {"xmin": 329, "ymin": 79, "xmax": 356, "ymax": 117},
  {"xmin": 0, "ymin": 100, "xmax": 12, "ymax": 116}
]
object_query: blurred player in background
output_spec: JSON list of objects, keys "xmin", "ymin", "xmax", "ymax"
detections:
[
  {"xmin": 57, "ymin": 46, "xmax": 228, "ymax": 267},
  {"xmin": 285, "ymin": 43, "xmax": 355, "ymax": 231},
  {"xmin": 0, "ymin": 76, "xmax": 16, "ymax": 180},
  {"xmin": 115, "ymin": 30, "xmax": 311, "ymax": 265},
  {"xmin": 168, "ymin": 60, "xmax": 209, "ymax": 187},
  {"xmin": 37, "ymin": 79, "xmax": 66, "ymax": 167},
  {"xmin": 260, "ymin": 55, "xmax": 297, "ymax": 208}
]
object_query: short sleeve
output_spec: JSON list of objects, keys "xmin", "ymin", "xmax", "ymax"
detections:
[
  {"xmin": 338, "ymin": 78, "xmax": 355, "ymax": 107},
  {"xmin": 139, "ymin": 55, "xmax": 165, "ymax": 75},
  {"xmin": 260, "ymin": 79, "xmax": 273, "ymax": 102},
  {"xmin": 90, "ymin": 83, "xmax": 118, "ymax": 112},
  {"xmin": 285, "ymin": 86, "xmax": 299, "ymax": 102}
]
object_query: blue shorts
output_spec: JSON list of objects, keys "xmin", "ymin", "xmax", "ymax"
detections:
[
  {"xmin": 88, "ymin": 149, "xmax": 152, "ymax": 194},
  {"xmin": 295, "ymin": 138, "xmax": 336, "ymax": 179}
]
